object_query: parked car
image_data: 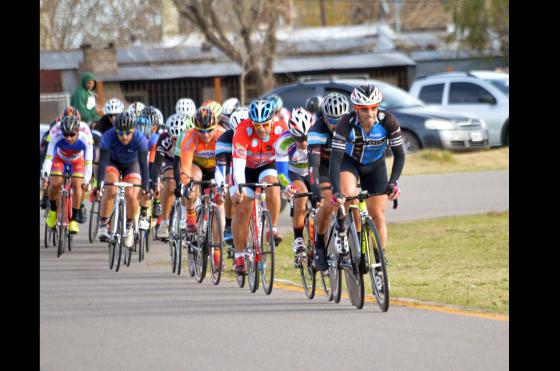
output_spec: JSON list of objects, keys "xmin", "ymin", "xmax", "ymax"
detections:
[
  {"xmin": 261, "ymin": 78, "xmax": 489, "ymax": 153},
  {"xmin": 409, "ymin": 71, "xmax": 509, "ymax": 147}
]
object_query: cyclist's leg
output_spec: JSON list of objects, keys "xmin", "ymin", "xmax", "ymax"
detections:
[
  {"xmin": 259, "ymin": 163, "xmax": 281, "ymax": 241},
  {"xmin": 230, "ymin": 166, "xmax": 257, "ymax": 270},
  {"xmin": 360, "ymin": 160, "xmax": 389, "ymax": 249},
  {"xmin": 290, "ymin": 173, "xmax": 308, "ymax": 254},
  {"xmin": 100, "ymin": 166, "xmax": 119, "ymax": 219},
  {"xmin": 161, "ymin": 168, "xmax": 175, "ymax": 221},
  {"xmin": 340, "ymin": 157, "xmax": 361, "ymax": 231},
  {"xmin": 185, "ymin": 164, "xmax": 203, "ymax": 231},
  {"xmin": 122, "ymin": 165, "xmax": 142, "ymax": 223},
  {"xmin": 70, "ymin": 157, "xmax": 85, "ymax": 214}
]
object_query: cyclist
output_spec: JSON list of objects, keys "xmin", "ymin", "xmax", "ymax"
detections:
[
  {"xmin": 202, "ymin": 100, "xmax": 224, "ymax": 130},
  {"xmin": 176, "ymin": 98, "xmax": 196, "ymax": 117},
  {"xmin": 151, "ymin": 113, "xmax": 190, "ymax": 239},
  {"xmin": 141, "ymin": 106, "xmax": 166, "ymax": 216},
  {"xmin": 135, "ymin": 115, "xmax": 156, "ymax": 230},
  {"xmin": 92, "ymin": 98, "xmax": 125, "ymax": 171},
  {"xmin": 329, "ymin": 84, "xmax": 405, "ymax": 264},
  {"xmin": 40, "ymin": 117, "xmax": 61, "ymax": 209},
  {"xmin": 215, "ymin": 107, "xmax": 249, "ymax": 243},
  {"xmin": 305, "ymin": 95, "xmax": 323, "ymax": 122},
  {"xmin": 275, "ymin": 107, "xmax": 314, "ymax": 260},
  {"xmin": 266, "ymin": 94, "xmax": 289, "ymax": 124},
  {"xmin": 230, "ymin": 99, "xmax": 287, "ymax": 273},
  {"xmin": 41, "ymin": 111, "xmax": 93, "ymax": 234},
  {"xmin": 95, "ymin": 112, "xmax": 150, "ymax": 248},
  {"xmin": 307, "ymin": 92, "xmax": 349, "ymax": 270},
  {"xmin": 176, "ymin": 107, "xmax": 225, "ymax": 233}
]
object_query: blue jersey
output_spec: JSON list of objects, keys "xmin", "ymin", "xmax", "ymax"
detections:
[
  {"xmin": 331, "ymin": 110, "xmax": 402, "ymax": 165},
  {"xmin": 148, "ymin": 133, "xmax": 159, "ymax": 148},
  {"xmin": 100, "ymin": 128, "xmax": 149, "ymax": 165}
]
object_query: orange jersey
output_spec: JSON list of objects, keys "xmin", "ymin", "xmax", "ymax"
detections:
[
  {"xmin": 149, "ymin": 143, "xmax": 157, "ymax": 163},
  {"xmin": 232, "ymin": 118, "xmax": 288, "ymax": 169},
  {"xmin": 179, "ymin": 126, "xmax": 225, "ymax": 184}
]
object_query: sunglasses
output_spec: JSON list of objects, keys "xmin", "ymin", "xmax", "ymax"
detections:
[
  {"xmin": 63, "ymin": 132, "xmax": 77, "ymax": 138},
  {"xmin": 355, "ymin": 104, "xmax": 379, "ymax": 110},
  {"xmin": 252, "ymin": 121, "xmax": 271, "ymax": 129},
  {"xmin": 117, "ymin": 129, "xmax": 134, "ymax": 136},
  {"xmin": 326, "ymin": 116, "xmax": 340, "ymax": 126},
  {"xmin": 196, "ymin": 127, "xmax": 215, "ymax": 134}
]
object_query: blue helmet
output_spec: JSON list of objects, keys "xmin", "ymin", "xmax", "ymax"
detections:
[
  {"xmin": 135, "ymin": 116, "xmax": 152, "ymax": 139},
  {"xmin": 249, "ymin": 99, "xmax": 274, "ymax": 123}
]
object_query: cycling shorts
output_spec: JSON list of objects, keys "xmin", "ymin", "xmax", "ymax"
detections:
[
  {"xmin": 229, "ymin": 161, "xmax": 277, "ymax": 199},
  {"xmin": 289, "ymin": 171, "xmax": 312, "ymax": 190},
  {"xmin": 105, "ymin": 159, "xmax": 142, "ymax": 183},
  {"xmin": 340, "ymin": 155, "xmax": 387, "ymax": 195},
  {"xmin": 50, "ymin": 153, "xmax": 84, "ymax": 179}
]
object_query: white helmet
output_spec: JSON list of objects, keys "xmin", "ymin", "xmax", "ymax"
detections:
[
  {"xmin": 104, "ymin": 98, "xmax": 125, "ymax": 115},
  {"xmin": 288, "ymin": 107, "xmax": 314, "ymax": 138},
  {"xmin": 176, "ymin": 98, "xmax": 196, "ymax": 117},
  {"xmin": 322, "ymin": 92, "xmax": 349, "ymax": 118},
  {"xmin": 153, "ymin": 108, "xmax": 164, "ymax": 128},
  {"xmin": 350, "ymin": 84, "xmax": 382, "ymax": 106},
  {"xmin": 221, "ymin": 97, "xmax": 240, "ymax": 116},
  {"xmin": 229, "ymin": 107, "xmax": 249, "ymax": 130},
  {"xmin": 127, "ymin": 101, "xmax": 146, "ymax": 118},
  {"xmin": 165, "ymin": 113, "xmax": 188, "ymax": 139}
]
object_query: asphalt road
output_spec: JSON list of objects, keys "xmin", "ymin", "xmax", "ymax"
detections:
[{"xmin": 40, "ymin": 170, "xmax": 509, "ymax": 370}]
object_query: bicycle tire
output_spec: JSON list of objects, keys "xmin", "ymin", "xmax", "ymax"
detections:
[
  {"xmin": 88, "ymin": 200, "xmax": 100, "ymax": 243},
  {"xmin": 364, "ymin": 218, "xmax": 390, "ymax": 312},
  {"xmin": 138, "ymin": 230, "xmax": 144, "ymax": 262},
  {"xmin": 194, "ymin": 205, "xmax": 207, "ymax": 283},
  {"xmin": 260, "ymin": 210, "xmax": 275, "ymax": 295},
  {"xmin": 175, "ymin": 231, "xmax": 182, "ymax": 276},
  {"xmin": 320, "ymin": 270, "xmax": 333, "ymax": 301},
  {"xmin": 114, "ymin": 203, "xmax": 125, "ymax": 272},
  {"xmin": 209, "ymin": 206, "xmax": 223, "ymax": 285},
  {"xmin": 246, "ymin": 213, "xmax": 259, "ymax": 293},
  {"xmin": 44, "ymin": 221, "xmax": 49, "ymax": 249},
  {"xmin": 343, "ymin": 220, "xmax": 364, "ymax": 309},
  {"xmin": 67, "ymin": 233, "xmax": 72, "ymax": 252},
  {"xmin": 57, "ymin": 194, "xmax": 66, "ymax": 258},
  {"xmin": 300, "ymin": 212, "xmax": 316, "ymax": 299},
  {"xmin": 169, "ymin": 204, "xmax": 177, "ymax": 273},
  {"xmin": 236, "ymin": 271, "xmax": 246, "ymax": 288},
  {"xmin": 145, "ymin": 222, "xmax": 151, "ymax": 253},
  {"xmin": 326, "ymin": 224, "xmax": 342, "ymax": 303}
]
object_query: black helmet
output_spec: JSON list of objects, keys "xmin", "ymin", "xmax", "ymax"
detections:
[
  {"xmin": 135, "ymin": 116, "xmax": 152, "ymax": 139},
  {"xmin": 305, "ymin": 96, "xmax": 323, "ymax": 114},
  {"xmin": 193, "ymin": 106, "xmax": 217, "ymax": 130},
  {"xmin": 114, "ymin": 112, "xmax": 136, "ymax": 131},
  {"xmin": 61, "ymin": 114, "xmax": 80, "ymax": 134},
  {"xmin": 140, "ymin": 106, "xmax": 162, "ymax": 128}
]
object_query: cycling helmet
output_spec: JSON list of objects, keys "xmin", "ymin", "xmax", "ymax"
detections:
[
  {"xmin": 288, "ymin": 107, "xmax": 314, "ymax": 138},
  {"xmin": 350, "ymin": 84, "xmax": 382, "ymax": 106},
  {"xmin": 165, "ymin": 113, "xmax": 188, "ymax": 138},
  {"xmin": 140, "ymin": 106, "xmax": 163, "ymax": 128},
  {"xmin": 127, "ymin": 101, "xmax": 146, "ymax": 118},
  {"xmin": 135, "ymin": 116, "xmax": 152, "ymax": 139},
  {"xmin": 60, "ymin": 114, "xmax": 80, "ymax": 134},
  {"xmin": 221, "ymin": 97, "xmax": 240, "ymax": 116},
  {"xmin": 114, "ymin": 112, "xmax": 136, "ymax": 131},
  {"xmin": 229, "ymin": 107, "xmax": 249, "ymax": 130},
  {"xmin": 193, "ymin": 106, "xmax": 217, "ymax": 130},
  {"xmin": 305, "ymin": 96, "xmax": 323, "ymax": 114},
  {"xmin": 266, "ymin": 94, "xmax": 283, "ymax": 114},
  {"xmin": 176, "ymin": 98, "xmax": 196, "ymax": 117},
  {"xmin": 202, "ymin": 100, "xmax": 222, "ymax": 120},
  {"xmin": 62, "ymin": 105, "xmax": 81, "ymax": 121},
  {"xmin": 248, "ymin": 99, "xmax": 274, "ymax": 123},
  {"xmin": 322, "ymin": 92, "xmax": 350, "ymax": 118},
  {"xmin": 103, "ymin": 98, "xmax": 125, "ymax": 115}
]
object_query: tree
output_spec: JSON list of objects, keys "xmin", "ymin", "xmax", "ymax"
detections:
[
  {"xmin": 173, "ymin": 0, "xmax": 291, "ymax": 97},
  {"xmin": 40, "ymin": 0, "xmax": 163, "ymax": 50},
  {"xmin": 445, "ymin": 0, "xmax": 509, "ymax": 62}
]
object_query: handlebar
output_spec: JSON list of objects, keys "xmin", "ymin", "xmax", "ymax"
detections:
[{"xmin": 237, "ymin": 182, "xmax": 281, "ymax": 193}]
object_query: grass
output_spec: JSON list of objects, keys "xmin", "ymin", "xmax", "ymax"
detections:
[
  {"xmin": 386, "ymin": 147, "xmax": 509, "ymax": 176},
  {"xmin": 221, "ymin": 211, "xmax": 509, "ymax": 314}
]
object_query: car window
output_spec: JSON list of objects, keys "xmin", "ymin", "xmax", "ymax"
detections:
[
  {"xmin": 449, "ymin": 82, "xmax": 495, "ymax": 104},
  {"xmin": 279, "ymin": 88, "xmax": 317, "ymax": 111},
  {"xmin": 484, "ymin": 78, "xmax": 509, "ymax": 96},
  {"xmin": 418, "ymin": 83, "xmax": 444, "ymax": 104}
]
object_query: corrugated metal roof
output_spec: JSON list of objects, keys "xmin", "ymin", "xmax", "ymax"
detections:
[
  {"xmin": 97, "ymin": 51, "xmax": 414, "ymax": 81},
  {"xmin": 40, "ymin": 50, "xmax": 83, "ymax": 70}
]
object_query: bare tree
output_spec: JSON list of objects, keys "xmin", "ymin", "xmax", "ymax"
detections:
[
  {"xmin": 173, "ymin": 0, "xmax": 290, "ymax": 96},
  {"xmin": 40, "ymin": 0, "xmax": 163, "ymax": 50}
]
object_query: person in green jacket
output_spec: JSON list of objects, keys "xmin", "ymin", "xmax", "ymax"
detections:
[{"xmin": 71, "ymin": 72, "xmax": 102, "ymax": 124}]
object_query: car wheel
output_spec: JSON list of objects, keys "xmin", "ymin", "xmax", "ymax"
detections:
[{"xmin": 402, "ymin": 131, "xmax": 421, "ymax": 153}]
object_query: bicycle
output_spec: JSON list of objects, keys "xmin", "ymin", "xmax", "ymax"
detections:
[
  {"xmin": 184, "ymin": 180, "xmax": 225, "ymax": 285},
  {"xmin": 135, "ymin": 197, "xmax": 153, "ymax": 263},
  {"xmin": 43, "ymin": 198, "xmax": 58, "ymax": 249},
  {"xmin": 88, "ymin": 197, "xmax": 101, "ymax": 243},
  {"xmin": 50, "ymin": 164, "xmax": 74, "ymax": 257},
  {"xmin": 236, "ymin": 182, "xmax": 280, "ymax": 295},
  {"xmin": 168, "ymin": 186, "xmax": 185, "ymax": 275},
  {"xmin": 100, "ymin": 181, "xmax": 142, "ymax": 272}
]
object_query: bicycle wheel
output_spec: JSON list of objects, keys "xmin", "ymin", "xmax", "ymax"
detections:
[
  {"xmin": 175, "ymin": 229, "xmax": 182, "ymax": 275},
  {"xmin": 168, "ymin": 204, "xmax": 177, "ymax": 273},
  {"xmin": 44, "ymin": 221, "xmax": 49, "ymax": 249},
  {"xmin": 138, "ymin": 230, "xmax": 145, "ymax": 262},
  {"xmin": 320, "ymin": 270, "xmax": 333, "ymax": 301},
  {"xmin": 246, "ymin": 213, "xmax": 259, "ymax": 293},
  {"xmin": 67, "ymin": 233, "xmax": 72, "ymax": 252},
  {"xmin": 326, "ymin": 225, "xmax": 342, "ymax": 303},
  {"xmin": 88, "ymin": 200, "xmax": 100, "ymax": 243},
  {"xmin": 260, "ymin": 210, "xmax": 275, "ymax": 295},
  {"xmin": 114, "ymin": 203, "xmax": 125, "ymax": 272},
  {"xmin": 364, "ymin": 218, "xmax": 390, "ymax": 312},
  {"xmin": 300, "ymin": 212, "xmax": 316, "ymax": 299},
  {"xmin": 57, "ymin": 195, "xmax": 66, "ymax": 258},
  {"xmin": 145, "ymin": 222, "xmax": 151, "ymax": 253},
  {"xmin": 343, "ymin": 221, "xmax": 364, "ymax": 310},
  {"xmin": 209, "ymin": 206, "xmax": 223, "ymax": 285},
  {"xmin": 194, "ymin": 205, "xmax": 207, "ymax": 283}
]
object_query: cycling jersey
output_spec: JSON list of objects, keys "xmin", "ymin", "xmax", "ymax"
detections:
[
  {"xmin": 308, "ymin": 115, "xmax": 334, "ymax": 189},
  {"xmin": 151, "ymin": 131, "xmax": 176, "ymax": 184},
  {"xmin": 329, "ymin": 110, "xmax": 405, "ymax": 195},
  {"xmin": 215, "ymin": 129, "xmax": 235, "ymax": 187},
  {"xmin": 148, "ymin": 132, "xmax": 159, "ymax": 163},
  {"xmin": 41, "ymin": 130, "xmax": 94, "ymax": 184},
  {"xmin": 274, "ymin": 131, "xmax": 309, "ymax": 184},
  {"xmin": 178, "ymin": 126, "xmax": 225, "ymax": 185}
]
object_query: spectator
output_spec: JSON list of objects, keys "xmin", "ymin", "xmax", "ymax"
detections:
[{"xmin": 71, "ymin": 71, "xmax": 103, "ymax": 124}]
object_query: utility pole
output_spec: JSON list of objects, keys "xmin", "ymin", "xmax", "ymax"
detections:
[{"xmin": 319, "ymin": 0, "xmax": 327, "ymax": 26}]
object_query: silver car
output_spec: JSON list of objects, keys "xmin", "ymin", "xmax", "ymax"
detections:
[{"xmin": 409, "ymin": 71, "xmax": 509, "ymax": 147}]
